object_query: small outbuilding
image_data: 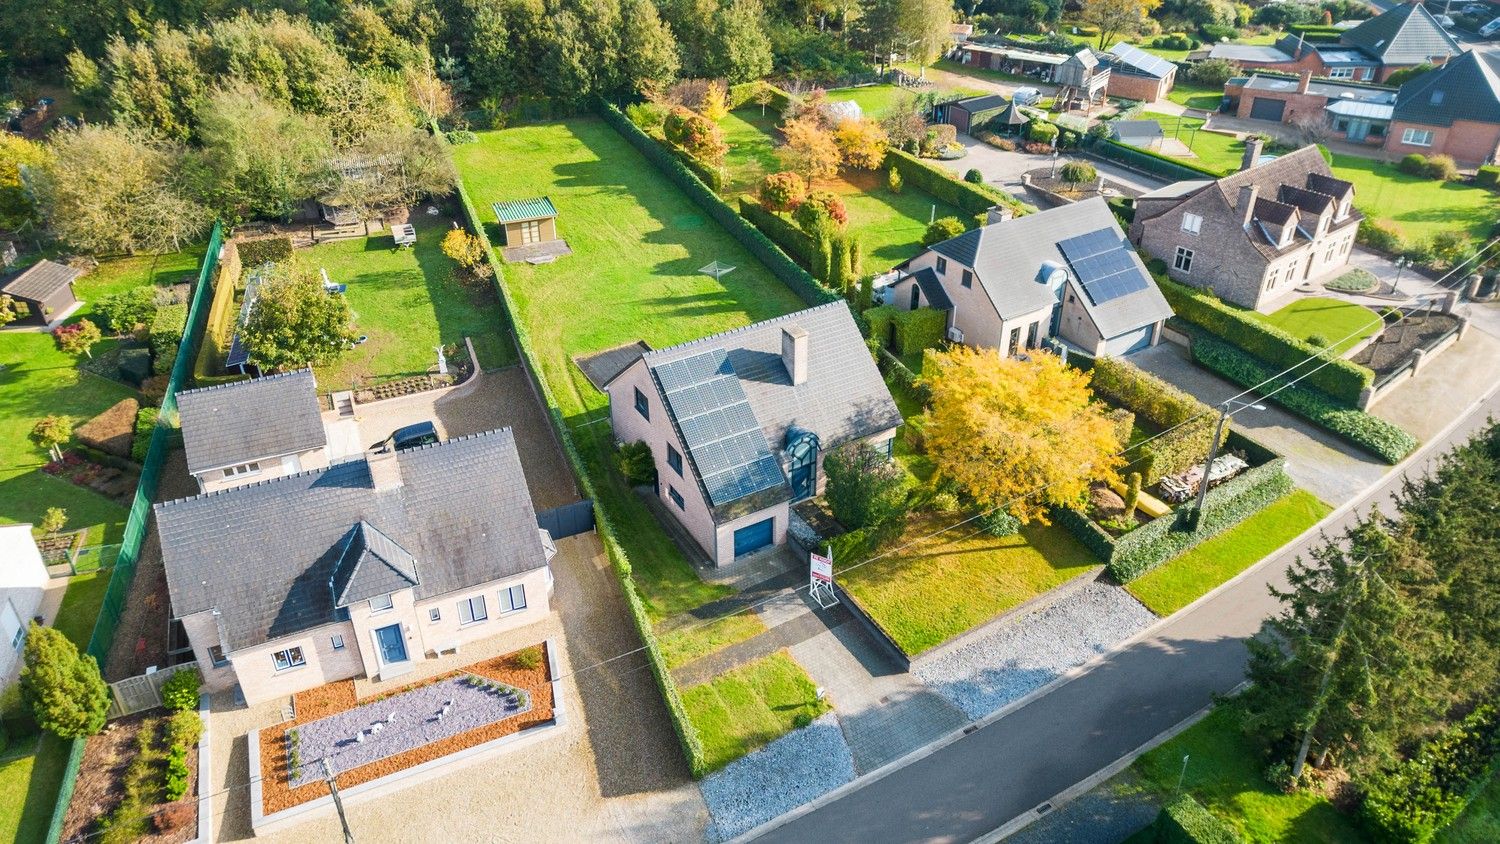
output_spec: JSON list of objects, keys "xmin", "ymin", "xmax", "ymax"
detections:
[
  {"xmin": 941, "ymin": 94, "xmax": 1010, "ymax": 134},
  {"xmin": 989, "ymin": 101, "xmax": 1032, "ymax": 135},
  {"xmin": 1, "ymin": 259, "xmax": 82, "ymax": 327},
  {"xmin": 492, "ymin": 197, "xmax": 570, "ymax": 263}
]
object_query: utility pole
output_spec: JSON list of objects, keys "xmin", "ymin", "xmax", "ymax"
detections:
[
  {"xmin": 322, "ymin": 759, "xmax": 356, "ymax": 844},
  {"xmin": 1192, "ymin": 398, "xmax": 1264, "ymax": 527}
]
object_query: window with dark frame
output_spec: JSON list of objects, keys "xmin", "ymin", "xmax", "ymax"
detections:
[
  {"xmin": 209, "ymin": 646, "xmax": 229, "ymax": 667},
  {"xmin": 458, "ymin": 595, "xmax": 488, "ymax": 624},
  {"xmin": 936, "ymin": 257, "xmax": 948, "ymax": 274},
  {"xmin": 1174, "ymin": 247, "xmax": 1194, "ymax": 273},
  {"xmin": 330, "ymin": 634, "xmax": 345, "ymax": 650},
  {"xmin": 634, "ymin": 387, "xmax": 649, "ymax": 420},
  {"xmin": 272, "ymin": 647, "xmax": 305, "ymax": 671},
  {"xmin": 667, "ymin": 444, "xmax": 683, "ymax": 476},
  {"xmin": 669, "ymin": 486, "xmax": 685, "ymax": 510},
  {"xmin": 961, "ymin": 269, "xmax": 972, "ymax": 288}
]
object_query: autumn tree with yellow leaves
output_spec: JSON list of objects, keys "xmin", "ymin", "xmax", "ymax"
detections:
[{"xmin": 921, "ymin": 347, "xmax": 1122, "ymax": 524}]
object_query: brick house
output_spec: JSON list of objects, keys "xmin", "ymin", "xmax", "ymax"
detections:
[
  {"xmin": 604, "ymin": 303, "xmax": 901, "ymax": 566},
  {"xmin": 1131, "ymin": 144, "xmax": 1360, "ymax": 311},
  {"xmin": 1383, "ymin": 49, "xmax": 1500, "ymax": 167},
  {"xmin": 890, "ymin": 198, "xmax": 1174, "ymax": 357},
  {"xmin": 1225, "ymin": 71, "xmax": 1397, "ymax": 145},
  {"xmin": 1207, "ymin": 3, "xmax": 1461, "ymax": 83},
  {"xmin": 1105, "ymin": 43, "xmax": 1178, "ymax": 103},
  {"xmin": 176, "ymin": 370, "xmax": 332, "ymax": 494},
  {"xmin": 156, "ymin": 428, "xmax": 555, "ymax": 705}
]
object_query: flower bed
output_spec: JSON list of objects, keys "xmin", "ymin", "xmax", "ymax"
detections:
[
  {"xmin": 59, "ymin": 710, "xmax": 201, "ymax": 844},
  {"xmin": 41, "ymin": 450, "xmax": 140, "ymax": 505},
  {"xmin": 258, "ymin": 644, "xmax": 554, "ymax": 814}
]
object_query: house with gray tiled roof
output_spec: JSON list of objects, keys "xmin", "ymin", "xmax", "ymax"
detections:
[
  {"xmin": 156, "ymin": 427, "xmax": 555, "ymax": 704},
  {"xmin": 604, "ymin": 302, "xmax": 901, "ymax": 566},
  {"xmin": 1209, "ymin": 2, "xmax": 1461, "ymax": 83},
  {"xmin": 1384, "ymin": 49, "xmax": 1500, "ymax": 166},
  {"xmin": 890, "ymin": 198, "xmax": 1174, "ymax": 357},
  {"xmin": 175, "ymin": 369, "xmax": 331, "ymax": 494},
  {"xmin": 1131, "ymin": 144, "xmax": 1360, "ymax": 311}
]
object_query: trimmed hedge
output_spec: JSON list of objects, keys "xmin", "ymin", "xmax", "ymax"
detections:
[
  {"xmin": 884, "ymin": 148, "xmax": 1031, "ymax": 218},
  {"xmin": 865, "ymin": 305, "xmax": 946, "ymax": 357},
  {"xmin": 1477, "ymin": 165, "xmax": 1500, "ymax": 191},
  {"xmin": 150, "ymin": 304, "xmax": 187, "ymax": 375},
  {"xmin": 874, "ymin": 346, "xmax": 930, "ymax": 406},
  {"xmin": 671, "ymin": 145, "xmax": 725, "ymax": 192},
  {"xmin": 131, "ymin": 407, "xmax": 160, "ymax": 463},
  {"xmin": 1154, "ymin": 794, "xmax": 1241, "ymax": 844},
  {"xmin": 446, "ymin": 133, "xmax": 711, "ymax": 778},
  {"xmin": 1057, "ymin": 452, "xmax": 1293, "ymax": 583},
  {"xmin": 739, "ymin": 195, "xmax": 824, "ymax": 276},
  {"xmin": 1156, "ymin": 276, "xmax": 1373, "ymax": 406},
  {"xmin": 1190, "ymin": 334, "xmax": 1416, "ymax": 463},
  {"xmin": 597, "ymin": 101, "xmax": 835, "ymax": 310},
  {"xmin": 1090, "ymin": 356, "xmax": 1223, "ymax": 484},
  {"xmin": 1091, "ymin": 138, "xmax": 1225, "ymax": 180},
  {"xmin": 235, "ymin": 236, "xmax": 293, "ymax": 269},
  {"xmin": 1360, "ymin": 703, "xmax": 1500, "ymax": 844}
]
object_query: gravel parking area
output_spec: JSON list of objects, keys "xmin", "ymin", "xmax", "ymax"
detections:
[
  {"xmin": 914, "ymin": 584, "xmax": 1156, "ymax": 720},
  {"xmin": 700, "ymin": 714, "xmax": 855, "ymax": 843}
]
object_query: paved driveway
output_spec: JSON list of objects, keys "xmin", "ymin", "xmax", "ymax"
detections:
[
  {"xmin": 935, "ymin": 136, "xmax": 1168, "ymax": 200},
  {"xmin": 1127, "ymin": 343, "xmax": 1388, "ymax": 506}
]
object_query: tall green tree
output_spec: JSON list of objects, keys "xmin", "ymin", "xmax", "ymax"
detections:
[
  {"xmin": 20, "ymin": 624, "xmax": 110, "ymax": 739},
  {"xmin": 188, "ymin": 84, "xmax": 334, "ymax": 222},
  {"xmin": 239, "ymin": 265, "xmax": 359, "ymax": 371},
  {"xmin": 709, "ymin": 0, "xmax": 775, "ymax": 82},
  {"xmin": 619, "ymin": 0, "xmax": 680, "ymax": 97}
]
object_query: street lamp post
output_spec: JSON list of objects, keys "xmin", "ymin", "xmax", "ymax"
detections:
[
  {"xmin": 1392, "ymin": 257, "xmax": 1410, "ymax": 295},
  {"xmin": 1050, "ymin": 149, "xmax": 1060, "ymax": 179},
  {"xmin": 1192, "ymin": 398, "xmax": 1265, "ymax": 527}
]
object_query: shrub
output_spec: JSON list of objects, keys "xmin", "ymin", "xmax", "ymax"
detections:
[
  {"xmin": 888, "ymin": 167, "xmax": 903, "ymax": 193},
  {"xmin": 54, "ymin": 319, "xmax": 102, "ymax": 359},
  {"xmin": 923, "ymin": 216, "xmax": 967, "ymax": 246},
  {"xmin": 166, "ymin": 710, "xmax": 203, "ymax": 748},
  {"xmin": 796, "ymin": 190, "xmax": 848, "ymax": 231},
  {"xmin": 1356, "ymin": 214, "xmax": 1406, "ymax": 255},
  {"xmin": 164, "ymin": 743, "xmax": 191, "ymax": 800},
  {"xmin": 1360, "ymin": 703, "xmax": 1500, "ymax": 844},
  {"xmin": 131, "ymin": 406, "xmax": 160, "ymax": 462},
  {"xmin": 760, "ymin": 171, "xmax": 808, "ymax": 212},
  {"xmin": 1027, "ymin": 121, "xmax": 1059, "ymax": 144},
  {"xmin": 865, "ymin": 305, "xmax": 948, "ymax": 356},
  {"xmin": 1154, "ymin": 793, "xmax": 1241, "ymax": 843},
  {"xmin": 75, "ymin": 398, "xmax": 141, "ymax": 458},
  {"xmin": 930, "ymin": 491, "xmax": 959, "ymax": 513},
  {"xmin": 1190, "ymin": 334, "xmax": 1415, "ymax": 462},
  {"xmin": 1325, "ymin": 268, "xmax": 1377, "ymax": 292},
  {"xmin": 19, "ymin": 624, "xmax": 109, "ymax": 738},
  {"xmin": 1306, "ymin": 333, "xmax": 1329, "ymax": 348},
  {"xmin": 824, "ymin": 441, "xmax": 910, "ymax": 529},
  {"xmin": 1476, "ymin": 165, "xmax": 1500, "ymax": 190},
  {"xmin": 793, "ymin": 711, "xmax": 814, "ymax": 729},
  {"xmin": 1423, "ymin": 154, "xmax": 1458, "ymax": 181},
  {"xmin": 963, "ymin": 168, "xmax": 984, "ymax": 184},
  {"xmin": 513, "ymin": 646, "xmax": 543, "ymax": 670},
  {"xmin": 739, "ymin": 195, "xmax": 826, "ymax": 279},
  {"xmin": 150, "ymin": 303, "xmax": 187, "ymax": 366},
  {"xmin": 616, "ymin": 440, "xmax": 656, "ymax": 485},
  {"xmin": 161, "ymin": 667, "xmax": 201, "ymax": 712},
  {"xmin": 1398, "ymin": 153, "xmax": 1429, "ymax": 176},
  {"xmin": 39, "ymin": 507, "xmax": 67, "ymax": 535},
  {"xmin": 625, "ymin": 101, "xmax": 667, "ymax": 132},
  {"xmin": 95, "ymin": 288, "xmax": 157, "ymax": 335},
  {"xmin": 235, "ymin": 236, "xmax": 293, "ymax": 268},
  {"xmin": 1023, "ymin": 142, "xmax": 1054, "ymax": 155},
  {"xmin": 1057, "ymin": 161, "xmax": 1097, "ymax": 187},
  {"xmin": 978, "ymin": 508, "xmax": 1020, "ymax": 537},
  {"xmin": 1089, "ymin": 355, "xmax": 1222, "ymax": 483},
  {"xmin": 117, "ymin": 347, "xmax": 151, "ymax": 386}
]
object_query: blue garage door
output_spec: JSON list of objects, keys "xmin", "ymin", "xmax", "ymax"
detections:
[{"xmin": 732, "ymin": 518, "xmax": 775, "ymax": 558}]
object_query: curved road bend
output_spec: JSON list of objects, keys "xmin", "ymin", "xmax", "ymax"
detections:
[{"xmin": 754, "ymin": 388, "xmax": 1500, "ymax": 844}]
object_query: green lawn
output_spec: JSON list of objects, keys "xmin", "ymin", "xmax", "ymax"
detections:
[
  {"xmin": 659, "ymin": 613, "xmax": 767, "ymax": 670},
  {"xmin": 73, "ymin": 251, "xmax": 200, "ymax": 323},
  {"xmin": 1128, "ymin": 490, "xmax": 1330, "ymax": 616},
  {"xmin": 825, "ymin": 82, "xmax": 980, "ymax": 118},
  {"xmin": 1139, "ymin": 110, "xmax": 1244, "ymax": 176},
  {"xmin": 1254, "ymin": 297, "xmax": 1382, "ymax": 355},
  {"xmin": 720, "ymin": 108, "xmax": 783, "ymax": 195},
  {"xmin": 838, "ymin": 512, "xmax": 1100, "ymax": 655},
  {"xmin": 297, "ymin": 214, "xmax": 515, "ymax": 390},
  {"xmin": 1166, "ymin": 81, "xmax": 1227, "ymax": 112},
  {"xmin": 1442, "ymin": 766, "xmax": 1500, "ymax": 843},
  {"xmin": 1330, "ymin": 153, "xmax": 1500, "ymax": 244},
  {"xmin": 680, "ymin": 651, "xmax": 831, "ymax": 773},
  {"xmin": 52, "ymin": 569, "xmax": 111, "ymax": 648},
  {"xmin": 1134, "ymin": 707, "xmax": 1366, "ymax": 842}
]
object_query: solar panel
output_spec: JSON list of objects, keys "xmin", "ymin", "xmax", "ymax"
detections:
[
  {"xmin": 1111, "ymin": 43, "xmax": 1176, "ymax": 79},
  {"xmin": 652, "ymin": 349, "xmax": 784, "ymax": 508},
  {"xmin": 1057, "ymin": 227, "xmax": 1151, "ymax": 306}
]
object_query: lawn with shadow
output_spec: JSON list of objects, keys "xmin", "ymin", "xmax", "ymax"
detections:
[
  {"xmin": 1331, "ymin": 152, "xmax": 1500, "ymax": 244},
  {"xmin": 680, "ymin": 650, "xmax": 831, "ymax": 773},
  {"xmin": 1253, "ymin": 297, "xmax": 1381, "ymax": 356}
]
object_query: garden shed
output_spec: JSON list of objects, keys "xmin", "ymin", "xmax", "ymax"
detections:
[
  {"xmin": 1, "ymin": 259, "xmax": 82, "ymax": 326},
  {"xmin": 941, "ymin": 94, "xmax": 1010, "ymax": 135},
  {"xmin": 492, "ymin": 197, "xmax": 569, "ymax": 263}
]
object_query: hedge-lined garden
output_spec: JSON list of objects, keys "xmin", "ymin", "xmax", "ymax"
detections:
[{"xmin": 1089, "ymin": 355, "xmax": 1224, "ymax": 485}]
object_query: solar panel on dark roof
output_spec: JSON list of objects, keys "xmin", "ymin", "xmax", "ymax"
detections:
[{"xmin": 1057, "ymin": 227, "xmax": 1150, "ymax": 306}]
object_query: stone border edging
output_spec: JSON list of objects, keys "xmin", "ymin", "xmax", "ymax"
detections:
[
  {"xmin": 190, "ymin": 696, "xmax": 212, "ymax": 844},
  {"xmin": 910, "ymin": 566, "xmax": 1107, "ymax": 668},
  {"xmin": 248, "ymin": 637, "xmax": 566, "ymax": 836}
]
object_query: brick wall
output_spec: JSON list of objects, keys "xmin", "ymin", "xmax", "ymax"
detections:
[
  {"xmin": 1107, "ymin": 72, "xmax": 1170, "ymax": 103},
  {"xmin": 1385, "ymin": 119, "xmax": 1500, "ymax": 167}
]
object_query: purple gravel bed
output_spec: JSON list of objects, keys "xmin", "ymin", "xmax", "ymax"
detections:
[{"xmin": 287, "ymin": 674, "xmax": 529, "ymax": 787}]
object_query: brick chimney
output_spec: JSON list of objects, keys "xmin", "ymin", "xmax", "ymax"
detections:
[
  {"xmin": 1240, "ymin": 136, "xmax": 1264, "ymax": 172},
  {"xmin": 781, "ymin": 325, "xmax": 809, "ymax": 386},
  {"xmin": 1297, "ymin": 70, "xmax": 1312, "ymax": 94},
  {"xmin": 367, "ymin": 447, "xmax": 403, "ymax": 491},
  {"xmin": 1239, "ymin": 184, "xmax": 1260, "ymax": 229}
]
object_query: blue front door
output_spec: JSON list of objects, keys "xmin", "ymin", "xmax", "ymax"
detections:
[
  {"xmin": 732, "ymin": 518, "xmax": 775, "ymax": 557},
  {"xmin": 375, "ymin": 623, "xmax": 408, "ymax": 665}
]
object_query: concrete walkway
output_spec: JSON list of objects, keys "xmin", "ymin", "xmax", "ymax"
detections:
[
  {"xmin": 1128, "ymin": 342, "xmax": 1389, "ymax": 506},
  {"xmin": 1370, "ymin": 328, "xmax": 1500, "ymax": 442}
]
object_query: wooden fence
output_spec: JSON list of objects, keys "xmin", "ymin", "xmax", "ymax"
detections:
[{"xmin": 106, "ymin": 661, "xmax": 200, "ymax": 719}]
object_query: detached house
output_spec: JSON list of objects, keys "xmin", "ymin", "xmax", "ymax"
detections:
[
  {"xmin": 1131, "ymin": 143, "xmax": 1359, "ymax": 311},
  {"xmin": 156, "ymin": 428, "xmax": 554, "ymax": 705},
  {"xmin": 1385, "ymin": 49, "xmax": 1500, "ymax": 167},
  {"xmin": 1207, "ymin": 2, "xmax": 1461, "ymax": 83},
  {"xmin": 604, "ymin": 303, "xmax": 901, "ymax": 565},
  {"xmin": 890, "ymin": 198, "xmax": 1174, "ymax": 357},
  {"xmin": 176, "ymin": 370, "xmax": 330, "ymax": 494}
]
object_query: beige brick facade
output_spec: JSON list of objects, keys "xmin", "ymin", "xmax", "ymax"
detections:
[
  {"xmin": 194, "ymin": 444, "xmax": 330, "ymax": 494},
  {"xmin": 899, "ymin": 250, "xmax": 1052, "ymax": 354}
]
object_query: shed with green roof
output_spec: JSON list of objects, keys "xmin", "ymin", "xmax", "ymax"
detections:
[{"xmin": 491, "ymin": 196, "xmax": 560, "ymax": 249}]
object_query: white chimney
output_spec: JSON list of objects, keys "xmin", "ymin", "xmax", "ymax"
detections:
[
  {"xmin": 367, "ymin": 448, "xmax": 403, "ymax": 491},
  {"xmin": 782, "ymin": 325, "xmax": 809, "ymax": 386}
]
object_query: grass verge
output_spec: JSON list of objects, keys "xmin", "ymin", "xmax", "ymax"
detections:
[
  {"xmin": 1252, "ymin": 298, "xmax": 1381, "ymax": 356},
  {"xmin": 680, "ymin": 651, "xmax": 831, "ymax": 773}
]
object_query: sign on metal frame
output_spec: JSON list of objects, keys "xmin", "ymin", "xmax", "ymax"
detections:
[{"xmin": 809, "ymin": 549, "xmax": 837, "ymax": 608}]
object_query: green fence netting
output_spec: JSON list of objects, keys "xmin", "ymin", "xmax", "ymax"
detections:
[{"xmin": 44, "ymin": 222, "xmax": 224, "ymax": 844}]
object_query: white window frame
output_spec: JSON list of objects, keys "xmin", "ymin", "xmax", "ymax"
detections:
[
  {"xmin": 500, "ymin": 584, "xmax": 527, "ymax": 614},
  {"xmin": 222, "ymin": 461, "xmax": 261, "ymax": 479},
  {"xmin": 368, "ymin": 593, "xmax": 394, "ymax": 613},
  {"xmin": 458, "ymin": 595, "xmax": 488, "ymax": 625},
  {"xmin": 428, "ymin": 607, "xmax": 441, "ymax": 623},
  {"xmin": 330, "ymin": 634, "xmax": 345, "ymax": 650},
  {"xmin": 1328, "ymin": 67, "xmax": 1354, "ymax": 79},
  {"xmin": 1174, "ymin": 247, "xmax": 1195, "ymax": 273},
  {"xmin": 1401, "ymin": 128, "xmax": 1434, "ymax": 147},
  {"xmin": 1180, "ymin": 212, "xmax": 1202, "ymax": 235},
  {"xmin": 272, "ymin": 646, "xmax": 306, "ymax": 672}
]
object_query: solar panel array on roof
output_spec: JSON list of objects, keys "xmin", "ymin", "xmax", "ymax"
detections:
[
  {"xmin": 1110, "ymin": 42, "xmax": 1177, "ymax": 79},
  {"xmin": 1057, "ymin": 228, "xmax": 1150, "ymax": 306},
  {"xmin": 653, "ymin": 349, "xmax": 784, "ymax": 508}
]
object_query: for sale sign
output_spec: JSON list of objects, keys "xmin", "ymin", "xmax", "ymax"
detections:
[{"xmin": 810, "ymin": 552, "xmax": 833, "ymax": 583}]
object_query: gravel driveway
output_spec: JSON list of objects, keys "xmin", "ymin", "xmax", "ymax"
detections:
[{"xmin": 700, "ymin": 714, "xmax": 855, "ymax": 843}]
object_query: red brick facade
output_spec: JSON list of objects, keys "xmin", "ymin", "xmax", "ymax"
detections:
[
  {"xmin": 1107, "ymin": 72, "xmax": 1171, "ymax": 103},
  {"xmin": 1384, "ymin": 119, "xmax": 1500, "ymax": 167}
]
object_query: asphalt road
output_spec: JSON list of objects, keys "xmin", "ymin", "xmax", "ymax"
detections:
[{"xmin": 754, "ymin": 385, "xmax": 1500, "ymax": 844}]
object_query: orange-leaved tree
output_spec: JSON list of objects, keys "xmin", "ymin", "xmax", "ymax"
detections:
[
  {"xmin": 834, "ymin": 117, "xmax": 889, "ymax": 171},
  {"xmin": 922, "ymin": 346, "xmax": 1122, "ymax": 524}
]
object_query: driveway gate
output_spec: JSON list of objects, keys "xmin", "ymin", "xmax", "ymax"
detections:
[{"xmin": 537, "ymin": 499, "xmax": 595, "ymax": 540}]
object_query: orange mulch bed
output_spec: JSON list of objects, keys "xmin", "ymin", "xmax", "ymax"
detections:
[{"xmin": 257, "ymin": 642, "xmax": 555, "ymax": 815}]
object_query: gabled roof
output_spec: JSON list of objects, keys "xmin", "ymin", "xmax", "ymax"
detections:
[
  {"xmin": 492, "ymin": 196, "xmax": 557, "ymax": 223},
  {"xmin": 1392, "ymin": 49, "xmax": 1500, "ymax": 128},
  {"xmin": 1, "ymin": 259, "xmax": 81, "ymax": 301},
  {"xmin": 156, "ymin": 428, "xmax": 545, "ymax": 651},
  {"xmin": 176, "ymin": 369, "xmax": 327, "ymax": 475},
  {"xmin": 908, "ymin": 267, "xmax": 952, "ymax": 310},
  {"xmin": 1199, "ymin": 146, "xmax": 1359, "ymax": 258},
  {"xmin": 953, "ymin": 94, "xmax": 1009, "ymax": 114},
  {"xmin": 638, "ymin": 303, "xmax": 901, "ymax": 522},
  {"xmin": 1277, "ymin": 184, "xmax": 1334, "ymax": 216},
  {"xmin": 1306, "ymin": 173, "xmax": 1354, "ymax": 201},
  {"xmin": 1341, "ymin": 3, "xmax": 1462, "ymax": 66},
  {"xmin": 1253, "ymin": 197, "xmax": 1297, "ymax": 227},
  {"xmin": 992, "ymin": 101, "xmax": 1031, "ymax": 126},
  {"xmin": 332, "ymin": 521, "xmax": 420, "ymax": 607}
]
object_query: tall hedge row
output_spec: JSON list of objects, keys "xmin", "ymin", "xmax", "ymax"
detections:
[
  {"xmin": 1090, "ymin": 355, "xmax": 1224, "ymax": 484},
  {"xmin": 1056, "ymin": 456, "xmax": 1293, "ymax": 582},
  {"xmin": 597, "ymin": 100, "xmax": 836, "ymax": 309},
  {"xmin": 865, "ymin": 305, "xmax": 947, "ymax": 356},
  {"xmin": 1156, "ymin": 276, "xmax": 1373, "ymax": 405},
  {"xmin": 884, "ymin": 148, "xmax": 1032, "ymax": 217},
  {"xmin": 739, "ymin": 195, "xmax": 825, "ymax": 270},
  {"xmin": 1153, "ymin": 794, "xmax": 1242, "ymax": 844},
  {"xmin": 1190, "ymin": 334, "xmax": 1416, "ymax": 463},
  {"xmin": 447, "ymin": 142, "xmax": 710, "ymax": 777}
]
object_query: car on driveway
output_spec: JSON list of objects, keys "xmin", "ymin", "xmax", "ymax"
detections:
[{"xmin": 375, "ymin": 421, "xmax": 441, "ymax": 453}]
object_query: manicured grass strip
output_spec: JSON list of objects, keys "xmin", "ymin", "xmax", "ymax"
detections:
[
  {"xmin": 52, "ymin": 570, "xmax": 112, "ymax": 649},
  {"xmin": 1331, "ymin": 152, "xmax": 1500, "ymax": 244},
  {"xmin": 659, "ymin": 613, "xmax": 768, "ymax": 670},
  {"xmin": 1138, "ymin": 110, "xmax": 1244, "ymax": 176},
  {"xmin": 1135, "ymin": 706, "xmax": 1366, "ymax": 842},
  {"xmin": 826, "ymin": 82, "xmax": 980, "ymax": 118},
  {"xmin": 1441, "ymin": 764, "xmax": 1500, "ymax": 843},
  {"xmin": 680, "ymin": 651, "xmax": 830, "ymax": 773},
  {"xmin": 0, "ymin": 733, "xmax": 72, "ymax": 844},
  {"xmin": 1127, "ymin": 490, "xmax": 1330, "ymax": 617},
  {"xmin": 1253, "ymin": 297, "xmax": 1381, "ymax": 356},
  {"xmin": 838, "ymin": 513, "xmax": 1100, "ymax": 656},
  {"xmin": 1166, "ymin": 82, "xmax": 1226, "ymax": 112}
]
